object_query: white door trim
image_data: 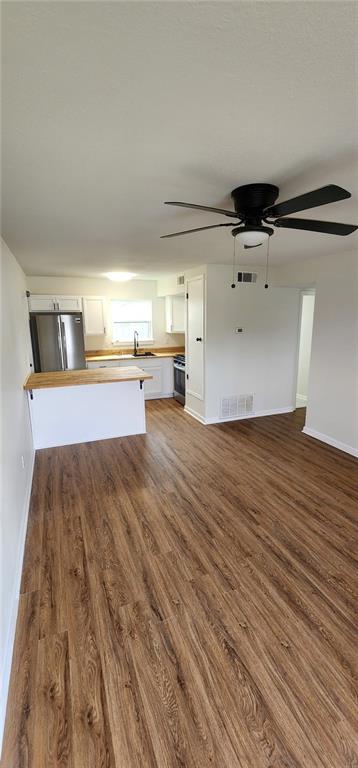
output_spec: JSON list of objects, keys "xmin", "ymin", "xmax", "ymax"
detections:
[{"xmin": 186, "ymin": 274, "xmax": 205, "ymax": 401}]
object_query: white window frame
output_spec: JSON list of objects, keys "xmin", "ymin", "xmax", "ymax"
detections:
[{"xmin": 111, "ymin": 299, "xmax": 154, "ymax": 345}]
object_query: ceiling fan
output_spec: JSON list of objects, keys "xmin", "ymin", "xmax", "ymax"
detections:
[{"xmin": 161, "ymin": 183, "xmax": 357, "ymax": 248}]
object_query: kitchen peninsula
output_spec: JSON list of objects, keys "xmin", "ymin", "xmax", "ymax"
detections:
[{"xmin": 24, "ymin": 366, "xmax": 152, "ymax": 449}]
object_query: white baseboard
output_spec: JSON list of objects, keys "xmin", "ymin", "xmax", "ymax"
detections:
[
  {"xmin": 244, "ymin": 406, "xmax": 294, "ymax": 419},
  {"xmin": 205, "ymin": 414, "xmax": 243, "ymax": 425},
  {"xmin": 205, "ymin": 406, "xmax": 295, "ymax": 425},
  {"xmin": 184, "ymin": 405, "xmax": 294, "ymax": 426},
  {"xmin": 0, "ymin": 450, "xmax": 35, "ymax": 753},
  {"xmin": 184, "ymin": 405, "xmax": 206, "ymax": 424},
  {"xmin": 145, "ymin": 392, "xmax": 173, "ymax": 400},
  {"xmin": 302, "ymin": 427, "xmax": 358, "ymax": 458},
  {"xmin": 296, "ymin": 394, "xmax": 307, "ymax": 408}
]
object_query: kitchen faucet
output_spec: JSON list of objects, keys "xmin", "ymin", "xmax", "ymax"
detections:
[{"xmin": 133, "ymin": 330, "xmax": 139, "ymax": 356}]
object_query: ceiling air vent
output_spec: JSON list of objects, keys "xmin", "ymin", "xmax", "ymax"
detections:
[
  {"xmin": 177, "ymin": 275, "xmax": 185, "ymax": 286},
  {"xmin": 237, "ymin": 272, "xmax": 257, "ymax": 284},
  {"xmin": 220, "ymin": 394, "xmax": 254, "ymax": 419}
]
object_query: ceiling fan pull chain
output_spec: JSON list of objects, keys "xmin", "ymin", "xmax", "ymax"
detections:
[
  {"xmin": 231, "ymin": 235, "xmax": 236, "ymax": 288},
  {"xmin": 264, "ymin": 236, "xmax": 270, "ymax": 289}
]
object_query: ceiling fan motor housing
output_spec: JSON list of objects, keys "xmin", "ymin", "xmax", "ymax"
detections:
[{"xmin": 231, "ymin": 183, "xmax": 279, "ymax": 218}]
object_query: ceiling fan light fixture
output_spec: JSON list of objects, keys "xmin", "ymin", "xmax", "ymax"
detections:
[{"xmin": 236, "ymin": 230, "xmax": 269, "ymax": 247}]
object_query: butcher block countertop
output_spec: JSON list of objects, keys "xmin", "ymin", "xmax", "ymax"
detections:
[
  {"xmin": 24, "ymin": 366, "xmax": 153, "ymax": 390},
  {"xmin": 85, "ymin": 346, "xmax": 184, "ymax": 362}
]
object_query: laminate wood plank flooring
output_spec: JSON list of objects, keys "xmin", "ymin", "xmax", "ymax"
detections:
[{"xmin": 2, "ymin": 401, "xmax": 358, "ymax": 767}]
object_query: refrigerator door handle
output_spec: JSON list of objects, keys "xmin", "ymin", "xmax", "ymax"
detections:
[
  {"xmin": 57, "ymin": 315, "xmax": 65, "ymax": 370},
  {"xmin": 60, "ymin": 320, "xmax": 69, "ymax": 369}
]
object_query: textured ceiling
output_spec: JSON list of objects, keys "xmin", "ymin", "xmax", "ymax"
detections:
[{"xmin": 2, "ymin": 1, "xmax": 358, "ymax": 277}]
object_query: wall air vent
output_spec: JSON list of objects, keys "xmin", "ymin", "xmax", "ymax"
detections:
[
  {"xmin": 177, "ymin": 275, "xmax": 185, "ymax": 286},
  {"xmin": 237, "ymin": 272, "xmax": 257, "ymax": 284},
  {"xmin": 220, "ymin": 394, "xmax": 254, "ymax": 419}
]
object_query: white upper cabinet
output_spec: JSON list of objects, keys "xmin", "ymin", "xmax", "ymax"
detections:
[
  {"xmin": 57, "ymin": 295, "xmax": 82, "ymax": 311},
  {"xmin": 28, "ymin": 294, "xmax": 106, "ymax": 335},
  {"xmin": 28, "ymin": 294, "xmax": 82, "ymax": 312},
  {"xmin": 28, "ymin": 295, "xmax": 57, "ymax": 311},
  {"xmin": 82, "ymin": 297, "xmax": 106, "ymax": 335},
  {"xmin": 165, "ymin": 295, "xmax": 185, "ymax": 333}
]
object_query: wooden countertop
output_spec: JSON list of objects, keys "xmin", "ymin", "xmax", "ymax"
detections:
[
  {"xmin": 85, "ymin": 346, "xmax": 184, "ymax": 362},
  {"xmin": 24, "ymin": 366, "xmax": 153, "ymax": 391},
  {"xmin": 86, "ymin": 352, "xmax": 177, "ymax": 362}
]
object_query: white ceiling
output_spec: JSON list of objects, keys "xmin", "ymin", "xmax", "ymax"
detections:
[{"xmin": 2, "ymin": 1, "xmax": 358, "ymax": 278}]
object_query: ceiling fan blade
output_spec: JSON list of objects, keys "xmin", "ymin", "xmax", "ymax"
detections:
[
  {"xmin": 160, "ymin": 222, "xmax": 235, "ymax": 239},
  {"xmin": 266, "ymin": 185, "xmax": 351, "ymax": 217},
  {"xmin": 164, "ymin": 201, "xmax": 239, "ymax": 218},
  {"xmin": 274, "ymin": 217, "xmax": 358, "ymax": 236}
]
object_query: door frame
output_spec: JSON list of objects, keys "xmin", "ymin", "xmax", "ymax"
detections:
[
  {"xmin": 186, "ymin": 274, "xmax": 205, "ymax": 401},
  {"xmin": 295, "ymin": 288, "xmax": 316, "ymax": 410}
]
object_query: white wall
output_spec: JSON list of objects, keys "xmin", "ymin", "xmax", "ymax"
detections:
[
  {"xmin": 276, "ymin": 250, "xmax": 358, "ymax": 456},
  {"xmin": 157, "ymin": 273, "xmax": 185, "ymax": 297},
  {"xmin": 0, "ymin": 240, "xmax": 35, "ymax": 748},
  {"xmin": 26, "ymin": 275, "xmax": 184, "ymax": 350},
  {"xmin": 296, "ymin": 293, "xmax": 315, "ymax": 406},
  {"xmin": 203, "ymin": 265, "xmax": 300, "ymax": 422}
]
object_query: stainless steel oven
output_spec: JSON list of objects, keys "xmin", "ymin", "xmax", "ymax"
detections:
[{"xmin": 173, "ymin": 354, "xmax": 185, "ymax": 405}]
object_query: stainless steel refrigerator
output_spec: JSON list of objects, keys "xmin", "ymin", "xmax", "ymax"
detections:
[{"xmin": 30, "ymin": 312, "xmax": 86, "ymax": 372}]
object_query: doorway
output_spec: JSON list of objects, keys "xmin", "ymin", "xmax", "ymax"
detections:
[{"xmin": 296, "ymin": 291, "xmax": 315, "ymax": 408}]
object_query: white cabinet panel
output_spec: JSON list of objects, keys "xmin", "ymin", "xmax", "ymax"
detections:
[
  {"xmin": 165, "ymin": 295, "xmax": 185, "ymax": 333},
  {"xmin": 57, "ymin": 296, "xmax": 82, "ymax": 311},
  {"xmin": 28, "ymin": 295, "xmax": 57, "ymax": 311},
  {"xmin": 142, "ymin": 365, "xmax": 163, "ymax": 397},
  {"xmin": 29, "ymin": 294, "xmax": 82, "ymax": 312},
  {"xmin": 83, "ymin": 297, "xmax": 106, "ymax": 335},
  {"xmin": 86, "ymin": 360, "xmax": 119, "ymax": 369},
  {"xmin": 116, "ymin": 359, "xmax": 161, "ymax": 398},
  {"xmin": 117, "ymin": 356, "xmax": 174, "ymax": 399},
  {"xmin": 172, "ymin": 295, "xmax": 185, "ymax": 333},
  {"xmin": 87, "ymin": 356, "xmax": 174, "ymax": 399},
  {"xmin": 159, "ymin": 357, "xmax": 174, "ymax": 395},
  {"xmin": 186, "ymin": 275, "xmax": 204, "ymax": 400}
]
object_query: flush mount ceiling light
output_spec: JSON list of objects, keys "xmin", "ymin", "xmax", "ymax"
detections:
[
  {"xmin": 105, "ymin": 272, "xmax": 136, "ymax": 282},
  {"xmin": 234, "ymin": 227, "xmax": 271, "ymax": 248}
]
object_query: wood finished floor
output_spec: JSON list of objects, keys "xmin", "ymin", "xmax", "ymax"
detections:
[{"xmin": 2, "ymin": 400, "xmax": 358, "ymax": 768}]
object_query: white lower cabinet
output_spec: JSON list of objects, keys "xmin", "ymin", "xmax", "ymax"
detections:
[
  {"xmin": 87, "ymin": 360, "xmax": 118, "ymax": 369},
  {"xmin": 141, "ymin": 364, "xmax": 163, "ymax": 398},
  {"xmin": 119, "ymin": 357, "xmax": 173, "ymax": 400},
  {"xmin": 86, "ymin": 356, "xmax": 174, "ymax": 399}
]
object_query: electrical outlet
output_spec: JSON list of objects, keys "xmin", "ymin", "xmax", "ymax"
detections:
[{"xmin": 235, "ymin": 327, "xmax": 243, "ymax": 333}]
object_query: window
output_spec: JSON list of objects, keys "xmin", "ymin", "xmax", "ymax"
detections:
[{"xmin": 111, "ymin": 300, "xmax": 153, "ymax": 343}]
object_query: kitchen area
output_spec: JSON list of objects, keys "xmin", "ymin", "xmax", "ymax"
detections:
[{"xmin": 24, "ymin": 275, "xmax": 187, "ymax": 448}]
